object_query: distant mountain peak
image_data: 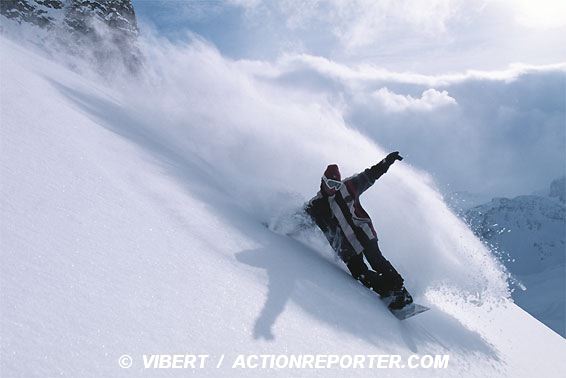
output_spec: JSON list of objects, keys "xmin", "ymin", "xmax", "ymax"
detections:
[
  {"xmin": 0, "ymin": 0, "xmax": 64, "ymax": 28},
  {"xmin": 64, "ymin": 0, "xmax": 138, "ymax": 39},
  {"xmin": 464, "ymin": 178, "xmax": 565, "ymax": 336},
  {"xmin": 1, "ymin": 0, "xmax": 140, "ymax": 71},
  {"xmin": 1, "ymin": 0, "xmax": 137, "ymax": 36}
]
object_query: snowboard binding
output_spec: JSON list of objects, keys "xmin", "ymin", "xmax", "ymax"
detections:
[
  {"xmin": 384, "ymin": 287, "xmax": 414, "ymax": 310},
  {"xmin": 382, "ymin": 287, "xmax": 429, "ymax": 320}
]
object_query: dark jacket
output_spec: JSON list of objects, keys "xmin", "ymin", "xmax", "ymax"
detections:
[{"xmin": 305, "ymin": 159, "xmax": 392, "ymax": 259}]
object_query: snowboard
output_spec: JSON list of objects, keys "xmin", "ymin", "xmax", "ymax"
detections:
[{"xmin": 388, "ymin": 303, "xmax": 430, "ymax": 320}]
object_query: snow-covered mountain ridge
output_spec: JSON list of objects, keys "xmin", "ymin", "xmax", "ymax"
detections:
[
  {"xmin": 0, "ymin": 0, "xmax": 137, "ymax": 36},
  {"xmin": 0, "ymin": 0, "xmax": 139, "ymax": 71},
  {"xmin": 465, "ymin": 179, "xmax": 565, "ymax": 336}
]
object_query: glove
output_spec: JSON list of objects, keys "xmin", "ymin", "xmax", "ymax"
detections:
[{"xmin": 385, "ymin": 151, "xmax": 403, "ymax": 165}]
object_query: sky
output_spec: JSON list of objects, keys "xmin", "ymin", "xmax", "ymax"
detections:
[{"xmin": 132, "ymin": 0, "xmax": 566, "ymax": 198}]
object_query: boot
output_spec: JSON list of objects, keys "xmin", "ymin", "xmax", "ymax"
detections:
[{"xmin": 384, "ymin": 287, "xmax": 413, "ymax": 310}]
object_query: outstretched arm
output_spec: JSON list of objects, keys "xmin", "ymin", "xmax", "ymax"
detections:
[{"xmin": 345, "ymin": 151, "xmax": 403, "ymax": 195}]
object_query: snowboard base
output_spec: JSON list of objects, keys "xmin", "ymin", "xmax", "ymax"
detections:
[{"xmin": 389, "ymin": 303, "xmax": 430, "ymax": 320}]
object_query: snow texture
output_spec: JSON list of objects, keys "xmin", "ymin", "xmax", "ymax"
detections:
[{"xmin": 1, "ymin": 32, "xmax": 565, "ymax": 377}]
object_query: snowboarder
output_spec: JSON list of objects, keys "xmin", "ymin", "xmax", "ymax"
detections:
[{"xmin": 304, "ymin": 152, "xmax": 413, "ymax": 311}]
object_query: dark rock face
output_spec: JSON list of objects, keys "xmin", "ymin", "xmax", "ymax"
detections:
[
  {"xmin": 1, "ymin": 0, "xmax": 140, "ymax": 72},
  {"xmin": 0, "ymin": 0, "xmax": 64, "ymax": 28},
  {"xmin": 64, "ymin": 0, "xmax": 138, "ymax": 40},
  {"xmin": 63, "ymin": 0, "xmax": 140, "ymax": 72},
  {"xmin": 1, "ymin": 0, "xmax": 137, "ymax": 36}
]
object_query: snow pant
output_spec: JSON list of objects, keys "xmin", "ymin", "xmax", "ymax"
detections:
[{"xmin": 344, "ymin": 239, "xmax": 404, "ymax": 296}]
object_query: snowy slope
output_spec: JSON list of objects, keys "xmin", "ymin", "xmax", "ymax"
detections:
[
  {"xmin": 1, "ymin": 35, "xmax": 565, "ymax": 378},
  {"xmin": 465, "ymin": 193, "xmax": 565, "ymax": 336}
]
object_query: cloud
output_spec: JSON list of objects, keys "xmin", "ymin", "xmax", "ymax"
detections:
[
  {"xmin": 278, "ymin": 0, "xmax": 458, "ymax": 50},
  {"xmin": 510, "ymin": 0, "xmax": 566, "ymax": 29},
  {"xmin": 134, "ymin": 0, "xmax": 566, "ymax": 73},
  {"xmin": 345, "ymin": 71, "xmax": 566, "ymax": 197},
  {"xmin": 226, "ymin": 0, "xmax": 262, "ymax": 7},
  {"xmin": 275, "ymin": 53, "xmax": 566, "ymax": 87},
  {"xmin": 243, "ymin": 53, "xmax": 564, "ymax": 196},
  {"xmin": 130, "ymin": 1, "xmax": 566, "ymax": 197},
  {"xmin": 372, "ymin": 88, "xmax": 457, "ymax": 112}
]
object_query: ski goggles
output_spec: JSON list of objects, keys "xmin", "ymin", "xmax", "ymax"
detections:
[{"xmin": 322, "ymin": 176, "xmax": 343, "ymax": 190}]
